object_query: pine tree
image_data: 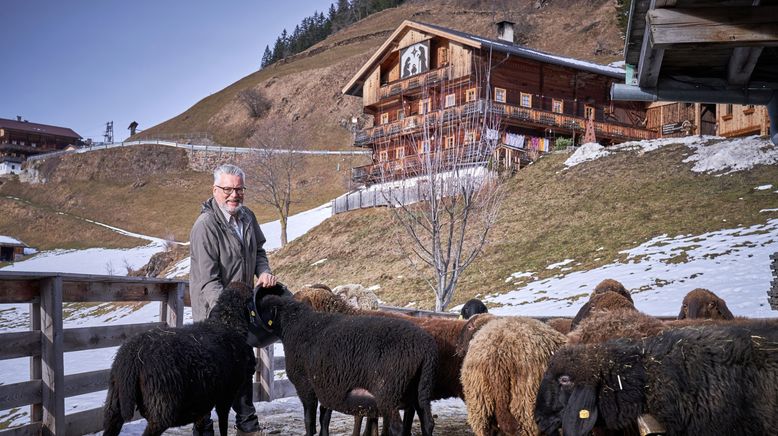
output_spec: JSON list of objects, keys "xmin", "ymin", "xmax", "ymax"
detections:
[{"xmin": 261, "ymin": 45, "xmax": 273, "ymax": 68}]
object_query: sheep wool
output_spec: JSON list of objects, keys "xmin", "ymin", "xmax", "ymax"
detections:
[{"xmin": 461, "ymin": 316, "xmax": 566, "ymax": 436}]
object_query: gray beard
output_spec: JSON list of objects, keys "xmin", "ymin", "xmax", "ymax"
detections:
[{"xmin": 219, "ymin": 202, "xmax": 243, "ymax": 216}]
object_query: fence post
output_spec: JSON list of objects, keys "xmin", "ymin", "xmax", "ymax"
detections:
[
  {"xmin": 40, "ymin": 276, "xmax": 64, "ymax": 436},
  {"xmin": 160, "ymin": 282, "xmax": 185, "ymax": 328},
  {"xmin": 257, "ymin": 345, "xmax": 274, "ymax": 402},
  {"xmin": 29, "ymin": 298, "xmax": 42, "ymax": 423}
]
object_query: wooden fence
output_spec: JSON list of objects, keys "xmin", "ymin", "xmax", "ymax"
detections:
[{"xmin": 0, "ymin": 272, "xmax": 293, "ymax": 436}]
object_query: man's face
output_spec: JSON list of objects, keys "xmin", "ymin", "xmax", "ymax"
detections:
[{"xmin": 213, "ymin": 173, "xmax": 245, "ymax": 215}]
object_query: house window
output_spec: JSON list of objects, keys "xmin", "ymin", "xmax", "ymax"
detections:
[
  {"xmin": 419, "ymin": 98, "xmax": 431, "ymax": 115},
  {"xmin": 380, "ymin": 113, "xmax": 389, "ymax": 125},
  {"xmin": 552, "ymin": 99, "xmax": 564, "ymax": 114},
  {"xmin": 379, "ymin": 150, "xmax": 389, "ymax": 161},
  {"xmin": 464, "ymin": 131, "xmax": 476, "ymax": 143},
  {"xmin": 445, "ymin": 136, "xmax": 455, "ymax": 149},
  {"xmin": 437, "ymin": 47, "xmax": 448, "ymax": 66},
  {"xmin": 520, "ymin": 92, "xmax": 532, "ymax": 108},
  {"xmin": 494, "ymin": 88, "xmax": 507, "ymax": 103},
  {"xmin": 397, "ymin": 109, "xmax": 405, "ymax": 120},
  {"xmin": 584, "ymin": 105, "xmax": 595, "ymax": 120},
  {"xmin": 466, "ymin": 88, "xmax": 477, "ymax": 102},
  {"xmin": 445, "ymin": 93, "xmax": 456, "ymax": 108},
  {"xmin": 421, "ymin": 140, "xmax": 431, "ymax": 154},
  {"xmin": 396, "ymin": 147, "xmax": 405, "ymax": 159}
]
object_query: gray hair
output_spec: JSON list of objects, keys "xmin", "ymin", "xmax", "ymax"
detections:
[{"xmin": 213, "ymin": 164, "xmax": 245, "ymax": 184}]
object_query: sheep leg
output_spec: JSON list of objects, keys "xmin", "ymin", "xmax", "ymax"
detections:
[
  {"xmin": 401, "ymin": 408, "xmax": 414, "ymax": 435},
  {"xmin": 301, "ymin": 394, "xmax": 319, "ymax": 436},
  {"xmin": 414, "ymin": 402, "xmax": 434, "ymax": 436},
  {"xmin": 141, "ymin": 421, "xmax": 165, "ymax": 436},
  {"xmin": 383, "ymin": 413, "xmax": 404, "ymax": 436},
  {"xmin": 216, "ymin": 404, "xmax": 230, "ymax": 436},
  {"xmin": 353, "ymin": 415, "xmax": 363, "ymax": 436},
  {"xmin": 318, "ymin": 404, "xmax": 332, "ymax": 436},
  {"xmin": 362, "ymin": 417, "xmax": 379, "ymax": 436}
]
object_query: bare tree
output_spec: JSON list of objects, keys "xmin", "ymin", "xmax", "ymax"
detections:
[
  {"xmin": 378, "ymin": 63, "xmax": 505, "ymax": 311},
  {"xmin": 237, "ymin": 88, "xmax": 272, "ymax": 118},
  {"xmin": 247, "ymin": 115, "xmax": 304, "ymax": 247}
]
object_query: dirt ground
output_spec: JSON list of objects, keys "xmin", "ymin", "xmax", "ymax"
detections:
[{"xmin": 114, "ymin": 397, "xmax": 474, "ymax": 436}]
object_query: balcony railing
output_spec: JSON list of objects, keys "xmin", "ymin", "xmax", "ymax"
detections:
[
  {"xmin": 377, "ymin": 67, "xmax": 451, "ymax": 101},
  {"xmin": 354, "ymin": 100, "xmax": 656, "ymax": 149}
]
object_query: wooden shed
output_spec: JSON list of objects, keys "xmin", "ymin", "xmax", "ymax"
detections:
[{"xmin": 0, "ymin": 236, "xmax": 28, "ymax": 262}]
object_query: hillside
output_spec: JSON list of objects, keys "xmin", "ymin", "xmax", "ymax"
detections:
[
  {"xmin": 136, "ymin": 0, "xmax": 624, "ymax": 147},
  {"xmin": 269, "ymin": 136, "xmax": 778, "ymax": 310}
]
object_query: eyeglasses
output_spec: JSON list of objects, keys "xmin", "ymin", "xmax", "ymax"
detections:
[{"xmin": 214, "ymin": 185, "xmax": 247, "ymax": 195}]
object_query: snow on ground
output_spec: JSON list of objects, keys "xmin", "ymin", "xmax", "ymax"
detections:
[{"xmin": 2, "ymin": 135, "xmax": 778, "ymax": 432}]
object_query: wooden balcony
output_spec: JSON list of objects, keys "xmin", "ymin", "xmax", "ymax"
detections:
[
  {"xmin": 377, "ymin": 67, "xmax": 450, "ymax": 101},
  {"xmin": 354, "ymin": 100, "xmax": 656, "ymax": 149},
  {"xmin": 352, "ymin": 144, "xmax": 488, "ymax": 184}
]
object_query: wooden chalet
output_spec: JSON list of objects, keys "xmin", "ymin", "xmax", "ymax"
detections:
[
  {"xmin": 0, "ymin": 117, "xmax": 81, "ymax": 175},
  {"xmin": 342, "ymin": 20, "xmax": 657, "ymax": 184}
]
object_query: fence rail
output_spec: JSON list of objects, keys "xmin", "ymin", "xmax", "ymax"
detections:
[{"xmin": 25, "ymin": 141, "xmax": 370, "ymax": 163}]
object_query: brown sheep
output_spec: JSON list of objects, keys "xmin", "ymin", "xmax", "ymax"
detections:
[
  {"xmin": 545, "ymin": 318, "xmax": 573, "ymax": 335},
  {"xmin": 460, "ymin": 316, "xmax": 566, "ymax": 436},
  {"xmin": 294, "ymin": 287, "xmax": 469, "ymax": 435},
  {"xmin": 677, "ymin": 288, "xmax": 735, "ymax": 320},
  {"xmin": 567, "ymin": 308, "xmax": 665, "ymax": 345},
  {"xmin": 570, "ymin": 288, "xmax": 636, "ymax": 329},
  {"xmin": 593, "ymin": 279, "xmax": 633, "ymax": 303}
]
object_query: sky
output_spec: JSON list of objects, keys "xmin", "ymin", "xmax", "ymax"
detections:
[
  {"xmin": 1, "ymin": 1, "xmax": 334, "ymax": 143},
  {"xmin": 1, "ymin": 135, "xmax": 778, "ymax": 430}
]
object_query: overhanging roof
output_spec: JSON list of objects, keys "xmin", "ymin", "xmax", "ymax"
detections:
[
  {"xmin": 616, "ymin": 0, "xmax": 778, "ymax": 104},
  {"xmin": 342, "ymin": 20, "xmax": 625, "ymax": 97},
  {"xmin": 0, "ymin": 118, "xmax": 81, "ymax": 139}
]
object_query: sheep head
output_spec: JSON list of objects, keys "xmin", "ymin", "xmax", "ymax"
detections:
[
  {"xmin": 455, "ymin": 313, "xmax": 496, "ymax": 357},
  {"xmin": 294, "ymin": 287, "xmax": 357, "ymax": 314},
  {"xmin": 459, "ymin": 298, "xmax": 488, "ymax": 320},
  {"xmin": 535, "ymin": 343, "xmax": 646, "ymax": 436},
  {"xmin": 571, "ymin": 291, "xmax": 635, "ymax": 330},
  {"xmin": 246, "ymin": 283, "xmax": 293, "ymax": 347},
  {"xmin": 678, "ymin": 288, "xmax": 734, "ymax": 320},
  {"xmin": 593, "ymin": 279, "xmax": 633, "ymax": 303}
]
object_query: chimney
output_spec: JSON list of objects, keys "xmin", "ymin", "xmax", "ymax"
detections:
[
  {"xmin": 497, "ymin": 20, "xmax": 515, "ymax": 44},
  {"xmin": 16, "ymin": 115, "xmax": 22, "ymax": 121}
]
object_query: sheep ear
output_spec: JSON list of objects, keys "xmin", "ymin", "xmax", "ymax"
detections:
[{"xmin": 562, "ymin": 385, "xmax": 598, "ymax": 436}]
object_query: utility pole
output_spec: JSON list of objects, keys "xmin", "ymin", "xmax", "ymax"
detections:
[{"xmin": 104, "ymin": 121, "xmax": 114, "ymax": 144}]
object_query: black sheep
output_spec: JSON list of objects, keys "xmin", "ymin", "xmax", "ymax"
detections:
[
  {"xmin": 535, "ymin": 320, "xmax": 778, "ymax": 436},
  {"xmin": 256, "ymin": 294, "xmax": 438, "ymax": 436},
  {"xmin": 460, "ymin": 298, "xmax": 488, "ymax": 319},
  {"xmin": 103, "ymin": 283, "xmax": 285, "ymax": 436}
]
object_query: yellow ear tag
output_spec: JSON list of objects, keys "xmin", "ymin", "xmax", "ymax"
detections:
[
  {"xmin": 251, "ymin": 310, "xmax": 256, "ymax": 317},
  {"xmin": 267, "ymin": 320, "xmax": 273, "ymax": 326},
  {"xmin": 579, "ymin": 409, "xmax": 590, "ymax": 419}
]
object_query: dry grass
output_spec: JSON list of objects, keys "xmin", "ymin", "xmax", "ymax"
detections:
[{"xmin": 270, "ymin": 140, "xmax": 778, "ymax": 310}]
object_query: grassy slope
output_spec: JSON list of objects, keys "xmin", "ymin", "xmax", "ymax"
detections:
[{"xmin": 270, "ymin": 139, "xmax": 778, "ymax": 310}]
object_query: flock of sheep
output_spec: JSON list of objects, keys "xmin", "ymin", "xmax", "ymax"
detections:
[{"xmin": 102, "ymin": 280, "xmax": 778, "ymax": 436}]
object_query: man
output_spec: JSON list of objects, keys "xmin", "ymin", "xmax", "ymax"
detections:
[{"xmin": 190, "ymin": 163, "xmax": 277, "ymax": 436}]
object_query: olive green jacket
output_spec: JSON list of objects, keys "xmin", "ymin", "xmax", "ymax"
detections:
[{"xmin": 189, "ymin": 197, "xmax": 270, "ymax": 321}]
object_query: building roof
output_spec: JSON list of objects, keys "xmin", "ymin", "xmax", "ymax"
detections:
[
  {"xmin": 343, "ymin": 20, "xmax": 625, "ymax": 96},
  {"xmin": 0, "ymin": 235, "xmax": 28, "ymax": 247},
  {"xmin": 0, "ymin": 118, "xmax": 81, "ymax": 139},
  {"xmin": 618, "ymin": 0, "xmax": 778, "ymax": 103}
]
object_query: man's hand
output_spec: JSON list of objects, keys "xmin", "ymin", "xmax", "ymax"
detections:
[{"xmin": 256, "ymin": 272, "xmax": 277, "ymax": 288}]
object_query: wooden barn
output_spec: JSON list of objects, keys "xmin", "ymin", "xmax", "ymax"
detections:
[
  {"xmin": 0, "ymin": 117, "xmax": 81, "ymax": 175},
  {"xmin": 342, "ymin": 20, "xmax": 657, "ymax": 184}
]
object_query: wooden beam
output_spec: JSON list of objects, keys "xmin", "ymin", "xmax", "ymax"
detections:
[
  {"xmin": 637, "ymin": 6, "xmax": 665, "ymax": 88},
  {"xmin": 0, "ymin": 380, "xmax": 42, "ymax": 411},
  {"xmin": 40, "ymin": 276, "xmax": 64, "ymax": 436},
  {"xmin": 648, "ymin": 6, "xmax": 778, "ymax": 47},
  {"xmin": 0, "ymin": 330, "xmax": 41, "ymax": 359},
  {"xmin": 727, "ymin": 47, "xmax": 763, "ymax": 85},
  {"xmin": 64, "ymin": 368, "xmax": 111, "ymax": 398},
  {"xmin": 62, "ymin": 281, "xmax": 171, "ymax": 302},
  {"xmin": 63, "ymin": 322, "xmax": 165, "ymax": 352},
  {"xmin": 0, "ymin": 421, "xmax": 42, "ymax": 436}
]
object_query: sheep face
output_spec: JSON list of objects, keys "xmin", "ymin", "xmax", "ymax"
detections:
[
  {"xmin": 247, "ymin": 284, "xmax": 294, "ymax": 346},
  {"xmin": 460, "ymin": 298, "xmax": 488, "ymax": 319},
  {"xmin": 678, "ymin": 288, "xmax": 734, "ymax": 320},
  {"xmin": 535, "ymin": 344, "xmax": 646, "ymax": 436}
]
